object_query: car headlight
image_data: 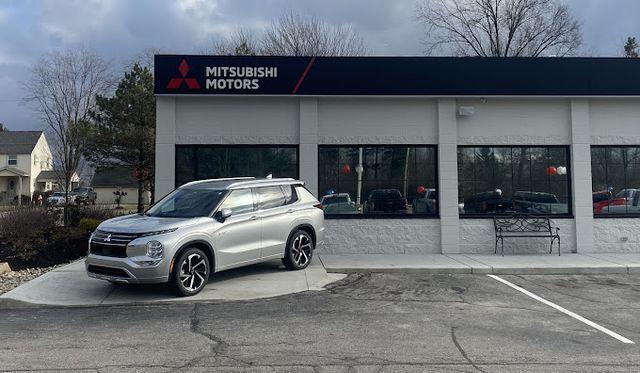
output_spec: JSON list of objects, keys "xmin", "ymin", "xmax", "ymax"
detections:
[
  {"xmin": 146, "ymin": 240, "xmax": 163, "ymax": 259},
  {"xmin": 139, "ymin": 228, "xmax": 178, "ymax": 237}
]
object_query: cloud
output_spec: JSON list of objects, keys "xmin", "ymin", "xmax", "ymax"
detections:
[{"xmin": 0, "ymin": 0, "xmax": 638, "ymax": 130}]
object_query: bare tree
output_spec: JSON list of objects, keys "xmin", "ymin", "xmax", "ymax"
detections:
[
  {"xmin": 416, "ymin": 0, "xmax": 582, "ymax": 57},
  {"xmin": 212, "ymin": 29, "xmax": 260, "ymax": 56},
  {"xmin": 262, "ymin": 12, "xmax": 368, "ymax": 56},
  {"xmin": 24, "ymin": 47, "xmax": 113, "ymax": 218}
]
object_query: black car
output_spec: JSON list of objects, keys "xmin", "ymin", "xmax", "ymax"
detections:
[
  {"xmin": 364, "ymin": 189, "xmax": 407, "ymax": 214},
  {"xmin": 462, "ymin": 191, "xmax": 508, "ymax": 214}
]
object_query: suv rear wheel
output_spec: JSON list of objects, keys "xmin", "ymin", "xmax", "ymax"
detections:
[
  {"xmin": 172, "ymin": 247, "xmax": 210, "ymax": 296},
  {"xmin": 282, "ymin": 230, "xmax": 314, "ymax": 270}
]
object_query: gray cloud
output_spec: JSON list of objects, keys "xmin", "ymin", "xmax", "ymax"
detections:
[{"xmin": 0, "ymin": 0, "xmax": 638, "ymax": 131}]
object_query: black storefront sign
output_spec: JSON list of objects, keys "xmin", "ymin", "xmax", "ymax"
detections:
[{"xmin": 155, "ymin": 55, "xmax": 640, "ymax": 96}]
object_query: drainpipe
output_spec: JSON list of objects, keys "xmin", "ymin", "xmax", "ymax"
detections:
[{"xmin": 356, "ymin": 147, "xmax": 364, "ymax": 205}]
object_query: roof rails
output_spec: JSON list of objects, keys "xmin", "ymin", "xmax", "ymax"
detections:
[
  {"xmin": 180, "ymin": 177, "xmax": 255, "ymax": 188},
  {"xmin": 227, "ymin": 177, "xmax": 301, "ymax": 189}
]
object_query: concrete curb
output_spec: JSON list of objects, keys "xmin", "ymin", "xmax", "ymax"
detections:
[{"xmin": 320, "ymin": 253, "xmax": 640, "ymax": 276}]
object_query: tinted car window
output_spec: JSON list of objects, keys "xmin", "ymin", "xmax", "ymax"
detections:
[
  {"xmin": 282, "ymin": 185, "xmax": 298, "ymax": 205},
  {"xmin": 256, "ymin": 186, "xmax": 286, "ymax": 210},
  {"xmin": 219, "ymin": 189, "xmax": 254, "ymax": 215},
  {"xmin": 146, "ymin": 189, "xmax": 226, "ymax": 218}
]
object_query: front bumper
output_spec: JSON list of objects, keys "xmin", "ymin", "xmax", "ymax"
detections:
[{"xmin": 85, "ymin": 255, "xmax": 170, "ymax": 284}]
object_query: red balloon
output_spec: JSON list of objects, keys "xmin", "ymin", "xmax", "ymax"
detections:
[
  {"xmin": 417, "ymin": 185, "xmax": 426, "ymax": 194},
  {"xmin": 546, "ymin": 166, "xmax": 557, "ymax": 176},
  {"xmin": 341, "ymin": 164, "xmax": 351, "ymax": 174}
]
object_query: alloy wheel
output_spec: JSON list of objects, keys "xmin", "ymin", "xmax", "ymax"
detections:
[
  {"xmin": 291, "ymin": 234, "xmax": 312, "ymax": 267},
  {"xmin": 179, "ymin": 253, "xmax": 208, "ymax": 292}
]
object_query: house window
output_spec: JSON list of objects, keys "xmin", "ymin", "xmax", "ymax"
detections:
[
  {"xmin": 318, "ymin": 145, "xmax": 438, "ymax": 217},
  {"xmin": 8, "ymin": 155, "xmax": 17, "ymax": 166},
  {"xmin": 591, "ymin": 146, "xmax": 640, "ymax": 216},
  {"xmin": 175, "ymin": 145, "xmax": 299, "ymax": 187},
  {"xmin": 458, "ymin": 146, "xmax": 571, "ymax": 216}
]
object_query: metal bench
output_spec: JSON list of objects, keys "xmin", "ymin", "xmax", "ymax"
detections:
[{"xmin": 493, "ymin": 214, "xmax": 561, "ymax": 256}]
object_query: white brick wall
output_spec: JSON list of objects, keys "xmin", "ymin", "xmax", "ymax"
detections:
[
  {"xmin": 319, "ymin": 219, "xmax": 441, "ymax": 254},
  {"xmin": 592, "ymin": 219, "xmax": 640, "ymax": 253}
]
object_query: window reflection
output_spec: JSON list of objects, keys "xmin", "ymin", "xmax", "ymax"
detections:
[
  {"xmin": 591, "ymin": 146, "xmax": 640, "ymax": 215},
  {"xmin": 458, "ymin": 146, "xmax": 570, "ymax": 216},
  {"xmin": 318, "ymin": 146, "xmax": 438, "ymax": 217},
  {"xmin": 175, "ymin": 146, "xmax": 298, "ymax": 187}
]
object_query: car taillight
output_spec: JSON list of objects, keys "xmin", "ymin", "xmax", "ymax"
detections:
[{"xmin": 314, "ymin": 203, "xmax": 323, "ymax": 210}]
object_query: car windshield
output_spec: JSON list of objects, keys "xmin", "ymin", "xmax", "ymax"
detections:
[
  {"xmin": 145, "ymin": 188, "xmax": 227, "ymax": 218},
  {"xmin": 52, "ymin": 192, "xmax": 64, "ymax": 197},
  {"xmin": 72, "ymin": 188, "xmax": 88, "ymax": 193}
]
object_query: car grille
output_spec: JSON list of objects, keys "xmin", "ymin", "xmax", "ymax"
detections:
[
  {"xmin": 87, "ymin": 265, "xmax": 130, "ymax": 278},
  {"xmin": 89, "ymin": 230, "xmax": 140, "ymax": 258}
]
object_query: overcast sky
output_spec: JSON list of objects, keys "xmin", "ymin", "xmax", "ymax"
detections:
[{"xmin": 0, "ymin": 0, "xmax": 638, "ymax": 131}]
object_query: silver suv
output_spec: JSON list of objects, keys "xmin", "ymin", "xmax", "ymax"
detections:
[{"xmin": 85, "ymin": 177, "xmax": 324, "ymax": 296}]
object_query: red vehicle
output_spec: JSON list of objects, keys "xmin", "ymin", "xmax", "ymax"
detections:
[{"xmin": 593, "ymin": 189, "xmax": 639, "ymax": 214}]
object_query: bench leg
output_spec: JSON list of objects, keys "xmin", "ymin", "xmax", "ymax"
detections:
[
  {"xmin": 557, "ymin": 236, "xmax": 561, "ymax": 256},
  {"xmin": 495, "ymin": 237, "xmax": 499, "ymax": 254},
  {"xmin": 501, "ymin": 237, "xmax": 504, "ymax": 256}
]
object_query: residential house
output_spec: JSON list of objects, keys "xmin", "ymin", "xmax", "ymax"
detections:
[
  {"xmin": 91, "ymin": 166, "xmax": 150, "ymax": 205},
  {"xmin": 0, "ymin": 131, "xmax": 54, "ymax": 204}
]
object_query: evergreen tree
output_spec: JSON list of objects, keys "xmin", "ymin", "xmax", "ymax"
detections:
[{"xmin": 85, "ymin": 64, "xmax": 155, "ymax": 213}]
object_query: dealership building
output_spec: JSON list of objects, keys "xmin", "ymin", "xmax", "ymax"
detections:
[{"xmin": 154, "ymin": 55, "xmax": 640, "ymax": 255}]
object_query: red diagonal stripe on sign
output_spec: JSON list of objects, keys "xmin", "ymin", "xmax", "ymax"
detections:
[{"xmin": 292, "ymin": 56, "xmax": 316, "ymax": 94}]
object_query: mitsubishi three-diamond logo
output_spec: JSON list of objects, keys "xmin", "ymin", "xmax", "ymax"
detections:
[{"xmin": 166, "ymin": 59, "xmax": 201, "ymax": 89}]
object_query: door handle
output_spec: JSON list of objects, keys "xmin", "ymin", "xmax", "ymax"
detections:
[
  {"xmin": 287, "ymin": 209, "xmax": 294, "ymax": 214},
  {"xmin": 250, "ymin": 215, "xmax": 259, "ymax": 221}
]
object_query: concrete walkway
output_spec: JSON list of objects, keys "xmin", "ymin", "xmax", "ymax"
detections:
[
  {"xmin": 0, "ymin": 257, "xmax": 345, "ymax": 307},
  {"xmin": 318, "ymin": 253, "xmax": 640, "ymax": 275}
]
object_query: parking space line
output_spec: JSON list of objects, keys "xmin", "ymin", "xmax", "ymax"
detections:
[{"xmin": 487, "ymin": 274, "xmax": 635, "ymax": 344}]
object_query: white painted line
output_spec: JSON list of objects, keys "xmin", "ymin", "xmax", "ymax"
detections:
[{"xmin": 487, "ymin": 274, "xmax": 635, "ymax": 344}]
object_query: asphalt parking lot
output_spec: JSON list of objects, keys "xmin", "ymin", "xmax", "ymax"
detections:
[{"xmin": 1, "ymin": 272, "xmax": 639, "ymax": 372}]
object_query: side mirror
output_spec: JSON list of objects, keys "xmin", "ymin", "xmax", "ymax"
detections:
[{"xmin": 214, "ymin": 208, "xmax": 233, "ymax": 223}]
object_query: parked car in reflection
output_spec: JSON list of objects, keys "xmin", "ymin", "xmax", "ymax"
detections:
[
  {"xmin": 363, "ymin": 189, "xmax": 407, "ymax": 214},
  {"xmin": 593, "ymin": 190, "xmax": 612, "ymax": 214},
  {"xmin": 462, "ymin": 190, "xmax": 507, "ymax": 214},
  {"xmin": 320, "ymin": 193, "xmax": 358, "ymax": 214},
  {"xmin": 601, "ymin": 189, "xmax": 640, "ymax": 214},
  {"xmin": 512, "ymin": 191, "xmax": 567, "ymax": 214},
  {"xmin": 412, "ymin": 188, "xmax": 437, "ymax": 214},
  {"xmin": 593, "ymin": 188, "xmax": 640, "ymax": 214}
]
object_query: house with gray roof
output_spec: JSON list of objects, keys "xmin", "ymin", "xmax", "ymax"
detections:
[
  {"xmin": 91, "ymin": 166, "xmax": 150, "ymax": 205},
  {"xmin": 0, "ymin": 131, "xmax": 55, "ymax": 204}
]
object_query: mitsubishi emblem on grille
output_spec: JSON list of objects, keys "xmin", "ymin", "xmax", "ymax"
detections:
[{"xmin": 104, "ymin": 234, "xmax": 112, "ymax": 243}]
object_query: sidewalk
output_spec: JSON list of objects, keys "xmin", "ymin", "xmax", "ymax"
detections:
[
  {"xmin": 318, "ymin": 253, "xmax": 640, "ymax": 275},
  {"xmin": 0, "ymin": 257, "xmax": 345, "ymax": 308}
]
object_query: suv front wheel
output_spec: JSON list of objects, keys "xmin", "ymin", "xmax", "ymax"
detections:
[
  {"xmin": 282, "ymin": 230, "xmax": 314, "ymax": 270},
  {"xmin": 172, "ymin": 247, "xmax": 210, "ymax": 296}
]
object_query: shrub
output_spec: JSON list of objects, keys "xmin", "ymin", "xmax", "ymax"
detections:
[
  {"xmin": 0, "ymin": 207, "xmax": 59, "ymax": 262},
  {"xmin": 78, "ymin": 218, "xmax": 101, "ymax": 232}
]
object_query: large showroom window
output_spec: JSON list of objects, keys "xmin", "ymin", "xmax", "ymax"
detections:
[
  {"xmin": 591, "ymin": 146, "xmax": 640, "ymax": 216},
  {"xmin": 175, "ymin": 145, "xmax": 298, "ymax": 187},
  {"xmin": 318, "ymin": 145, "xmax": 438, "ymax": 217},
  {"xmin": 458, "ymin": 146, "xmax": 571, "ymax": 216}
]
